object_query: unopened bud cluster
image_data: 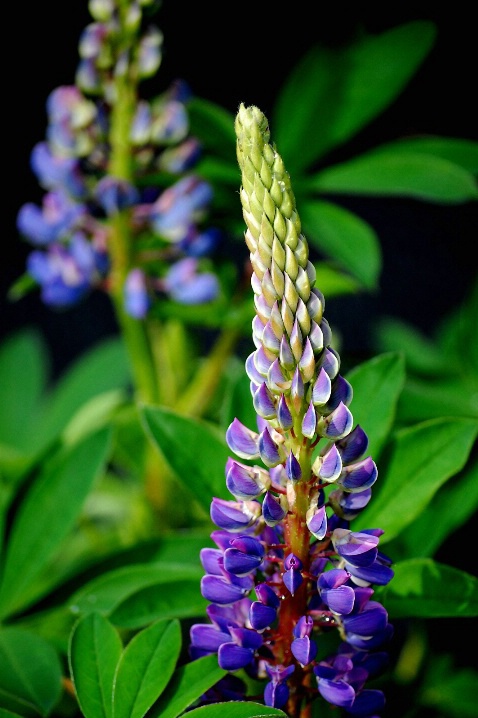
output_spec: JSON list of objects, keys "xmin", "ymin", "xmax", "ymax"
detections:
[{"xmin": 190, "ymin": 105, "xmax": 394, "ymax": 718}]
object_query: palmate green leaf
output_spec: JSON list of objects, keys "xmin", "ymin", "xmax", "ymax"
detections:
[
  {"xmin": 69, "ymin": 612, "xmax": 122, "ymax": 718},
  {"xmin": 358, "ymin": 417, "xmax": 478, "ymax": 542},
  {"xmin": 0, "ymin": 329, "xmax": 48, "ymax": 453},
  {"xmin": 110, "ymin": 579, "xmax": 208, "ymax": 628},
  {"xmin": 378, "ymin": 558, "xmax": 478, "ymax": 618},
  {"xmin": 308, "ymin": 149, "xmax": 478, "ymax": 203},
  {"xmin": 148, "ymin": 654, "xmax": 227, "ymax": 718},
  {"xmin": 273, "ymin": 21, "xmax": 436, "ymax": 172},
  {"xmin": 300, "ymin": 199, "xmax": 381, "ymax": 290},
  {"xmin": 0, "ymin": 627, "xmax": 62, "ymax": 717},
  {"xmin": 0, "ymin": 709, "xmax": 24, "ymax": 718},
  {"xmin": 113, "ymin": 619, "xmax": 181, "ymax": 718},
  {"xmin": 69, "ymin": 562, "xmax": 203, "ymax": 617},
  {"xmin": 395, "ymin": 457, "xmax": 478, "ymax": 559},
  {"xmin": 0, "ymin": 427, "xmax": 111, "ymax": 619},
  {"xmin": 345, "ymin": 352, "xmax": 405, "ymax": 460},
  {"xmin": 140, "ymin": 405, "xmax": 230, "ymax": 511},
  {"xmin": 185, "ymin": 704, "xmax": 287, "ymax": 718},
  {"xmin": 380, "ymin": 136, "xmax": 478, "ymax": 174}
]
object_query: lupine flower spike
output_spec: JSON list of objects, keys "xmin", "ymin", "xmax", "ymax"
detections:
[
  {"xmin": 16, "ymin": 0, "xmax": 219, "ymax": 315},
  {"xmin": 190, "ymin": 105, "xmax": 394, "ymax": 718}
]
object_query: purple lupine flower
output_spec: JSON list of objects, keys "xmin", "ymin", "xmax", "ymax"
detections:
[
  {"xmin": 17, "ymin": 1, "xmax": 220, "ymax": 318},
  {"xmin": 189, "ymin": 105, "xmax": 394, "ymax": 716},
  {"xmin": 161, "ymin": 257, "xmax": 219, "ymax": 304}
]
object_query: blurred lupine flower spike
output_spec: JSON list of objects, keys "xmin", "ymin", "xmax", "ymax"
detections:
[
  {"xmin": 15, "ymin": 0, "xmax": 220, "ymax": 316},
  {"xmin": 189, "ymin": 104, "xmax": 394, "ymax": 717}
]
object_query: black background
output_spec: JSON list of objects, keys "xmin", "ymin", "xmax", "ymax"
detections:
[{"xmin": 3, "ymin": 1, "xmax": 477, "ymax": 376}]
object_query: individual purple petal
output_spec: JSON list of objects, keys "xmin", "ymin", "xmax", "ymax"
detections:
[
  {"xmin": 337, "ymin": 425, "xmax": 369, "ymax": 464},
  {"xmin": 226, "ymin": 418, "xmax": 260, "ymax": 459},
  {"xmin": 346, "ymin": 689, "xmax": 386, "ymax": 716},
  {"xmin": 249, "ymin": 601, "xmax": 278, "ymax": 630},
  {"xmin": 259, "ymin": 428, "xmax": 283, "ymax": 467},
  {"xmin": 218, "ymin": 642, "xmax": 255, "ymax": 670},
  {"xmin": 326, "ymin": 375, "xmax": 353, "ymax": 411},
  {"xmin": 346, "ymin": 560, "xmax": 395, "ymax": 587},
  {"xmin": 312, "ymin": 367, "xmax": 332, "ymax": 405},
  {"xmin": 293, "ymin": 615, "xmax": 314, "ymax": 638},
  {"xmin": 255, "ymin": 583, "xmax": 280, "ymax": 608},
  {"xmin": 283, "ymin": 567, "xmax": 303, "ymax": 595},
  {"xmin": 319, "ymin": 347, "xmax": 340, "ymax": 380},
  {"xmin": 264, "ymin": 680, "xmax": 289, "ymax": 709},
  {"xmin": 223, "ymin": 548, "xmax": 263, "ymax": 576},
  {"xmin": 268, "ymin": 359, "xmax": 291, "ymax": 393},
  {"xmin": 201, "ymin": 575, "xmax": 248, "ymax": 604},
  {"xmin": 302, "ymin": 401, "xmax": 317, "ymax": 438},
  {"xmin": 124, "ymin": 268, "xmax": 149, "ymax": 319},
  {"xmin": 317, "ymin": 678, "xmax": 355, "ymax": 708},
  {"xmin": 321, "ymin": 585, "xmax": 356, "ymax": 615},
  {"xmin": 343, "ymin": 602, "xmax": 388, "ymax": 637},
  {"xmin": 333, "ymin": 529, "xmax": 379, "ymax": 568},
  {"xmin": 210, "ymin": 529, "xmax": 236, "ymax": 551},
  {"xmin": 279, "ymin": 335, "xmax": 295, "ymax": 369},
  {"xmin": 245, "ymin": 352, "xmax": 265, "ymax": 385},
  {"xmin": 299, "ymin": 337, "xmax": 315, "ymax": 381},
  {"xmin": 286, "ymin": 451, "xmax": 302, "ymax": 481},
  {"xmin": 199, "ymin": 547, "xmax": 223, "ymax": 575},
  {"xmin": 340, "ymin": 457, "xmax": 378, "ymax": 492},
  {"xmin": 262, "ymin": 491, "xmax": 286, "ymax": 526},
  {"xmin": 226, "ymin": 460, "xmax": 269, "ymax": 500},
  {"xmin": 277, "ymin": 395, "xmax": 293, "ymax": 430},
  {"xmin": 318, "ymin": 443, "xmax": 343, "ymax": 482},
  {"xmin": 291, "ymin": 636, "xmax": 317, "ymax": 666},
  {"xmin": 253, "ymin": 383, "xmax": 277, "ymax": 419},
  {"xmin": 163, "ymin": 258, "xmax": 219, "ymax": 304},
  {"xmin": 94, "ymin": 176, "xmax": 140, "ymax": 215},
  {"xmin": 210, "ymin": 497, "xmax": 260, "ymax": 532},
  {"xmin": 262, "ymin": 321, "xmax": 280, "ymax": 353},
  {"xmin": 307, "ymin": 505, "xmax": 328, "ymax": 540},
  {"xmin": 321, "ymin": 402, "xmax": 354, "ymax": 440},
  {"xmin": 189, "ymin": 624, "xmax": 231, "ymax": 652},
  {"xmin": 290, "ymin": 366, "xmax": 304, "ymax": 410},
  {"xmin": 329, "ymin": 488, "xmax": 372, "ymax": 521}
]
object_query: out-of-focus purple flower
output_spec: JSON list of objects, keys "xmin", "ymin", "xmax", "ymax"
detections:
[
  {"xmin": 17, "ymin": 190, "xmax": 86, "ymax": 246},
  {"xmin": 147, "ymin": 176, "xmax": 213, "ymax": 242},
  {"xmin": 124, "ymin": 268, "xmax": 150, "ymax": 318},
  {"xmin": 94, "ymin": 176, "xmax": 140, "ymax": 216},
  {"xmin": 27, "ymin": 232, "xmax": 106, "ymax": 307},
  {"xmin": 161, "ymin": 257, "xmax": 219, "ymax": 304},
  {"xmin": 30, "ymin": 142, "xmax": 85, "ymax": 198}
]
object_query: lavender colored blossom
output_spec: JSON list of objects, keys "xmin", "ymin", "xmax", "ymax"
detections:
[
  {"xmin": 189, "ymin": 105, "xmax": 394, "ymax": 716},
  {"xmin": 16, "ymin": 0, "xmax": 220, "ymax": 316}
]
